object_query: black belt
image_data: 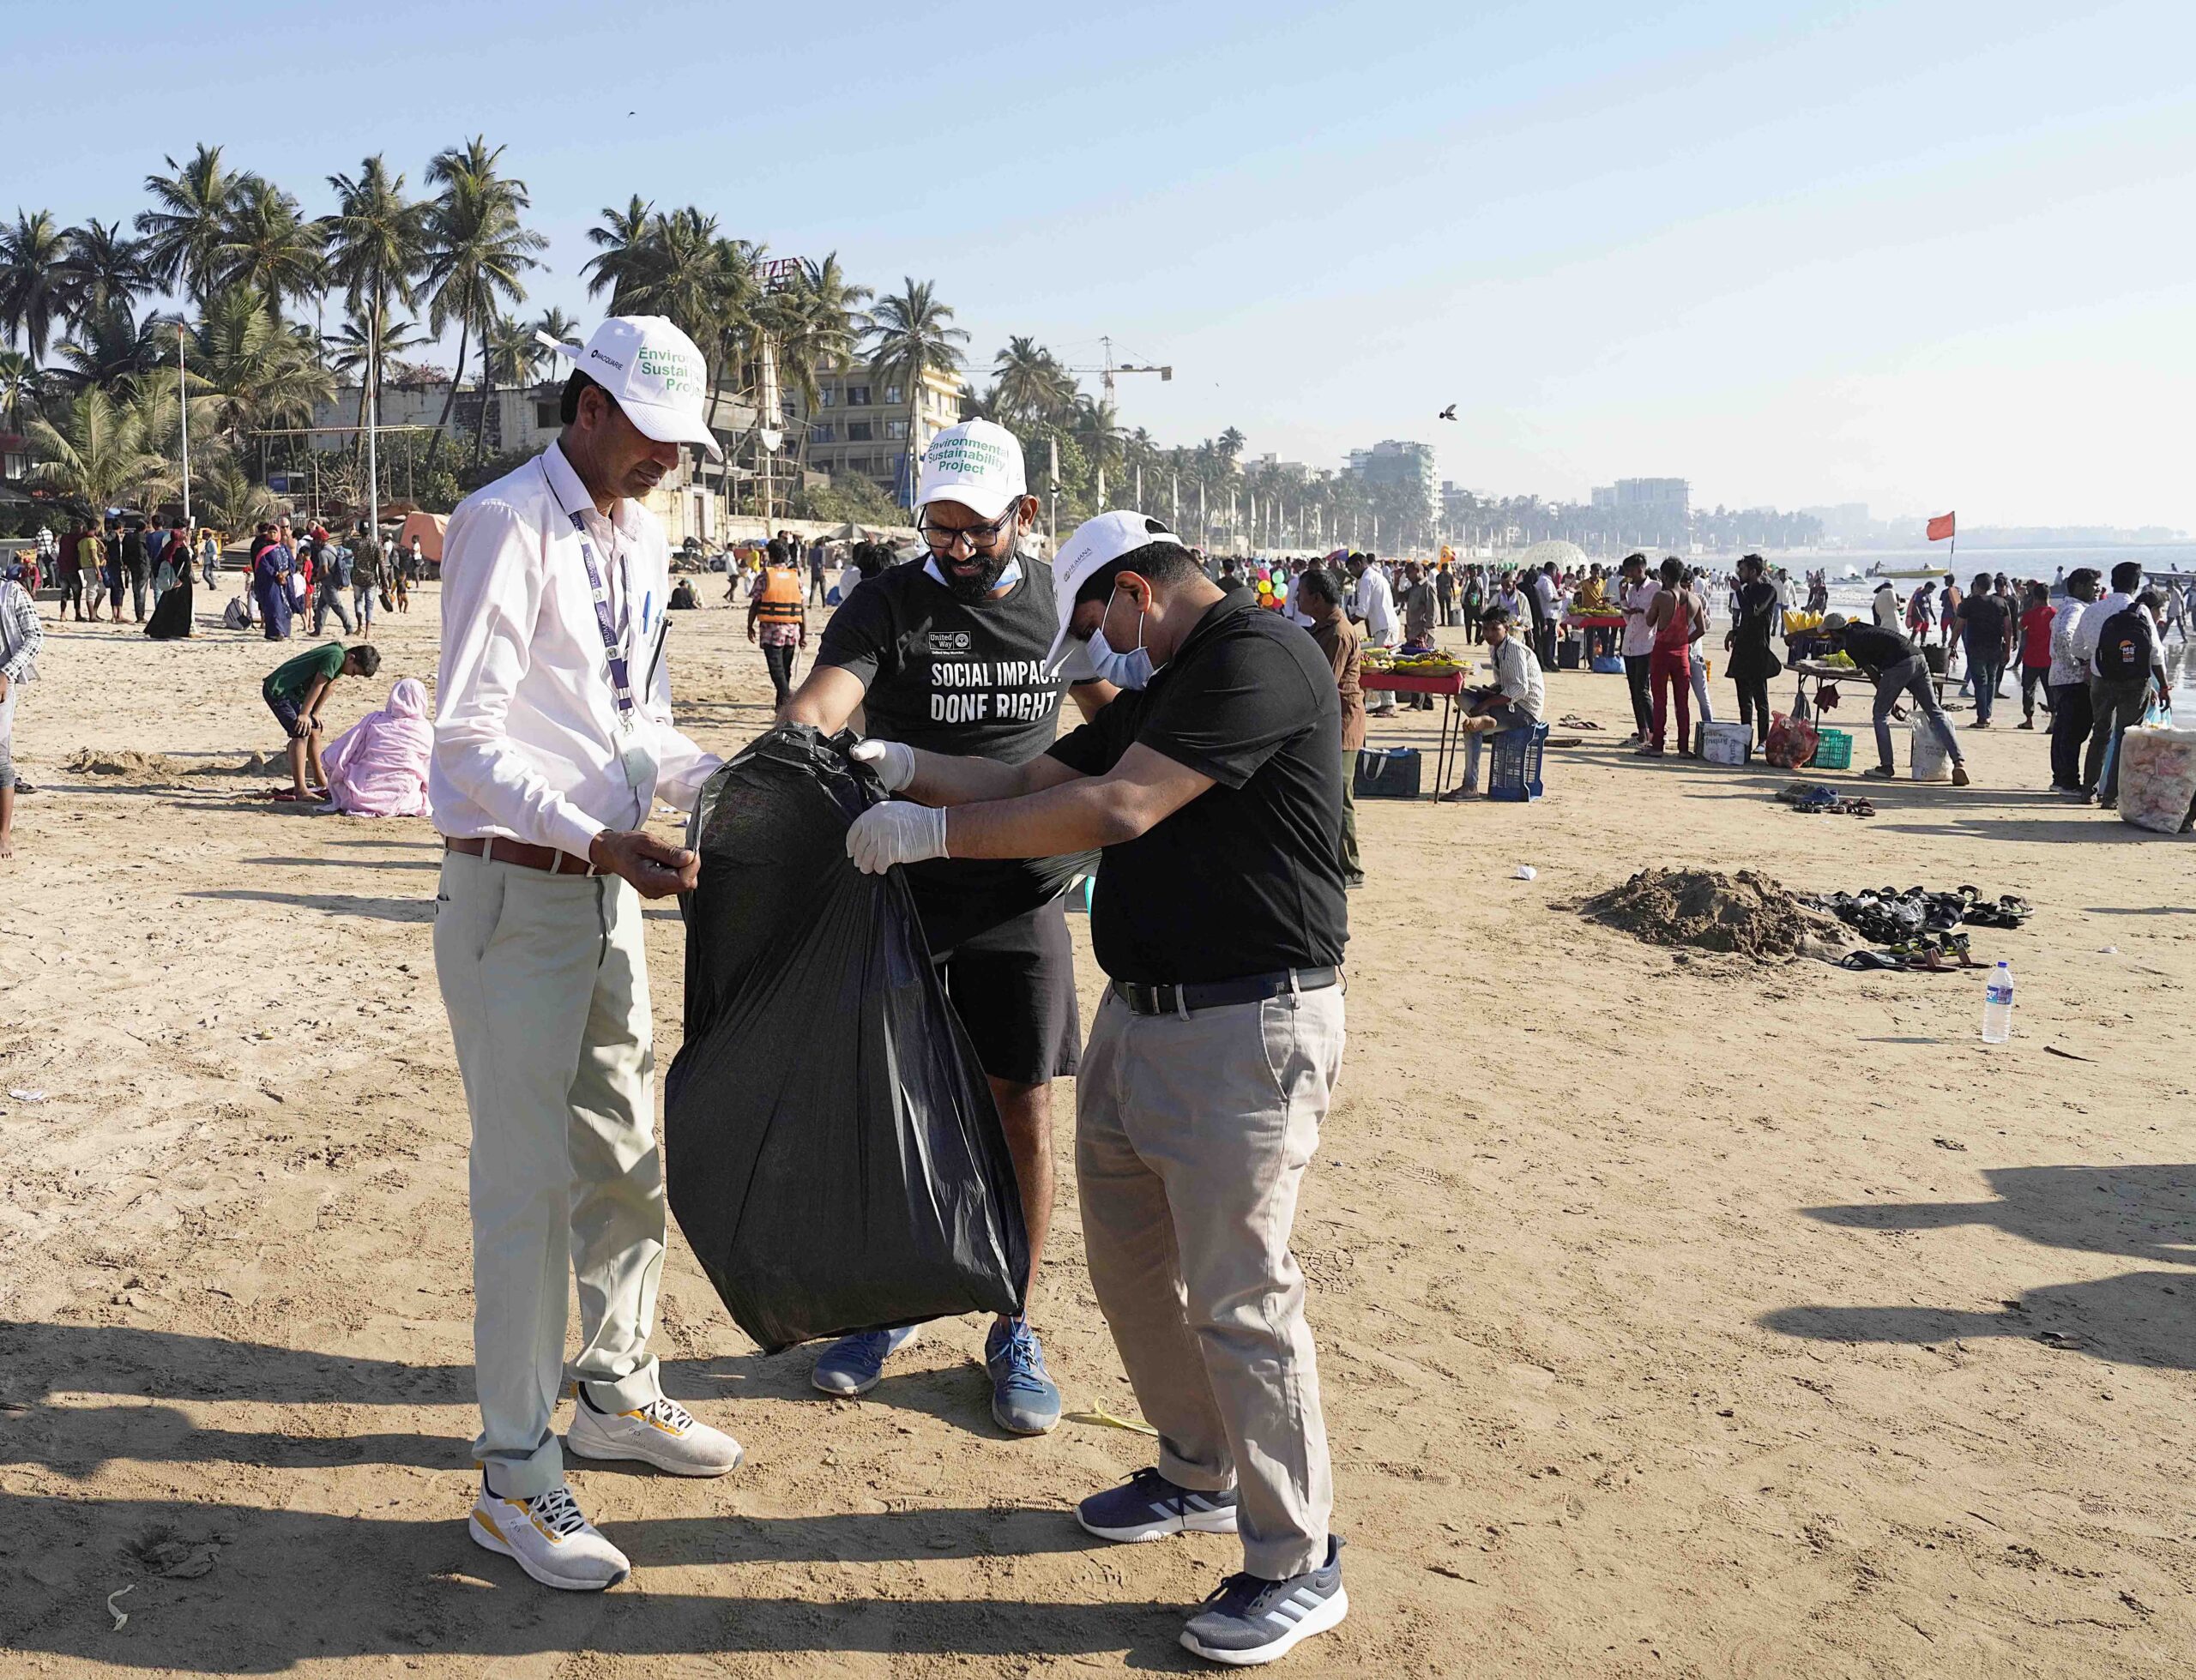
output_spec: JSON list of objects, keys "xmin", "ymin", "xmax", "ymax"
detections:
[{"xmin": 1111, "ymin": 967, "xmax": 1339, "ymax": 1018}]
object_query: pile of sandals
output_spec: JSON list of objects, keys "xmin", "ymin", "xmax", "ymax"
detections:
[
  {"xmin": 1777, "ymin": 781, "xmax": 1875, "ymax": 817},
  {"xmin": 1814, "ymin": 883, "xmax": 2034, "ymax": 971}
]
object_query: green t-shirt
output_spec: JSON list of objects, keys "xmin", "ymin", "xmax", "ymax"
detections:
[{"xmin": 264, "ymin": 641, "xmax": 346, "ymax": 704}]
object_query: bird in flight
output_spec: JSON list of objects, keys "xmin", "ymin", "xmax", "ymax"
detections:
[{"xmin": 1438, "ymin": 404, "xmax": 1457, "ymax": 420}]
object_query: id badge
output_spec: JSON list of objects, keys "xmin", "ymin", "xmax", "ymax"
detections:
[{"xmin": 618, "ymin": 740, "xmax": 654, "ymax": 797}]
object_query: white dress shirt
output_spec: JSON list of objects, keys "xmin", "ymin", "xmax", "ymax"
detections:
[
  {"xmin": 1491, "ymin": 633, "xmax": 1545, "ymax": 720},
  {"xmin": 1351, "ymin": 567, "xmax": 1397, "ymax": 646},
  {"xmin": 431, "ymin": 441, "xmax": 721, "ymax": 858},
  {"xmin": 2068, "ymin": 589, "xmax": 2162, "ymax": 681}
]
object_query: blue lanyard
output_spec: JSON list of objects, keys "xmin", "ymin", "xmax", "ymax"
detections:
[{"xmin": 569, "ymin": 511, "xmax": 636, "ymax": 729}]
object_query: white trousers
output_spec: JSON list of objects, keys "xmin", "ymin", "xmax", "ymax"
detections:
[{"xmin": 433, "ymin": 849, "xmax": 667, "ymax": 1496}]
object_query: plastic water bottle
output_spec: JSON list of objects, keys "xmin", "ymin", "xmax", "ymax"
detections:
[{"xmin": 1982, "ymin": 960, "xmax": 2014, "ymax": 1044}]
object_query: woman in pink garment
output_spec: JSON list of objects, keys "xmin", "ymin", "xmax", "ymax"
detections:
[{"xmin": 322, "ymin": 676, "xmax": 431, "ymax": 816}]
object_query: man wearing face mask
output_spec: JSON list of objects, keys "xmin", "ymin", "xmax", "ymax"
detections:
[
  {"xmin": 779, "ymin": 418, "xmax": 1113, "ymax": 1434},
  {"xmin": 840, "ymin": 509, "xmax": 1350, "ymax": 1666}
]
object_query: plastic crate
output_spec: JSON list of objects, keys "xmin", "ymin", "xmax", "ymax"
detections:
[
  {"xmin": 1486, "ymin": 722, "xmax": 1549, "ymax": 801},
  {"xmin": 1807, "ymin": 727, "xmax": 1853, "ymax": 771}
]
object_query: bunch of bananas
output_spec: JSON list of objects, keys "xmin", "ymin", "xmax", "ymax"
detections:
[
  {"xmin": 1391, "ymin": 654, "xmax": 1463, "ymax": 674},
  {"xmin": 1783, "ymin": 610, "xmax": 1825, "ymax": 635}
]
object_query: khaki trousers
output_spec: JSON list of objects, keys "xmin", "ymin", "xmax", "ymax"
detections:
[
  {"xmin": 1077, "ymin": 985, "xmax": 1344, "ymax": 1578},
  {"xmin": 434, "ymin": 849, "xmax": 667, "ymax": 1497}
]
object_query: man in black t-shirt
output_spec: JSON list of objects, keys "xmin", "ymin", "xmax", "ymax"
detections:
[
  {"xmin": 1822, "ymin": 613, "xmax": 1970, "ymax": 786},
  {"xmin": 842, "ymin": 510, "xmax": 1351, "ymax": 1666},
  {"xmin": 1954, "ymin": 570, "xmax": 2015, "ymax": 727},
  {"xmin": 780, "ymin": 418, "xmax": 1110, "ymax": 1436}
]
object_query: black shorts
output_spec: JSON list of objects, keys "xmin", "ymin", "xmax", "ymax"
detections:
[
  {"xmin": 267, "ymin": 692, "xmax": 305, "ymax": 738},
  {"xmin": 935, "ymin": 899, "xmax": 1082, "ymax": 1087}
]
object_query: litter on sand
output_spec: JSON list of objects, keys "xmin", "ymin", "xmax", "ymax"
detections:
[
  {"xmin": 1067, "ymin": 1406, "xmax": 1160, "ymax": 1436},
  {"xmin": 7, "ymin": 1089, "xmax": 47, "ymax": 1103},
  {"xmin": 1513, "ymin": 865, "xmax": 1538, "ymax": 881},
  {"xmin": 106, "ymin": 1584, "xmax": 133, "ymax": 1630}
]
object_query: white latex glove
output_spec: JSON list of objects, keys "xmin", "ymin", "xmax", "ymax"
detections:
[
  {"xmin": 849, "ymin": 737, "xmax": 914, "ymax": 792},
  {"xmin": 847, "ymin": 801, "xmax": 947, "ymax": 874}
]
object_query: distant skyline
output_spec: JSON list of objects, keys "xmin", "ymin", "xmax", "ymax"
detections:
[{"xmin": 9, "ymin": 0, "xmax": 2195, "ymax": 527}]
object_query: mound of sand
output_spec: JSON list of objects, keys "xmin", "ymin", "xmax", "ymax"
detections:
[
  {"xmin": 1576, "ymin": 867, "xmax": 1845, "ymax": 959},
  {"xmin": 63, "ymin": 748, "xmax": 186, "ymax": 780}
]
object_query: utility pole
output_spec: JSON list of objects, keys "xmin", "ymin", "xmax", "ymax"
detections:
[
  {"xmin": 365, "ymin": 309, "xmax": 380, "ymax": 557},
  {"xmin": 178, "ymin": 328, "xmax": 190, "ymax": 532},
  {"xmin": 1048, "ymin": 436, "xmax": 1060, "ymax": 549}
]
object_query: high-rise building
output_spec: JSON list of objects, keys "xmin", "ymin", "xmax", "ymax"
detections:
[{"xmin": 1345, "ymin": 439, "xmax": 1442, "ymax": 524}]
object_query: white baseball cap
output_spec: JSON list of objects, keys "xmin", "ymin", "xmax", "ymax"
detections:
[
  {"xmin": 540, "ymin": 315, "xmax": 723, "ymax": 461},
  {"xmin": 1042, "ymin": 509, "xmax": 1191, "ymax": 673},
  {"xmin": 915, "ymin": 418, "xmax": 1027, "ymax": 520}
]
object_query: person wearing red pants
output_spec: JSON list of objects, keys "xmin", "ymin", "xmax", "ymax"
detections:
[{"xmin": 1640, "ymin": 556, "xmax": 1698, "ymax": 756}]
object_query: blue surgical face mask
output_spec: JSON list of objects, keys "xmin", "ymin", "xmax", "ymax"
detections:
[{"xmin": 1085, "ymin": 584, "xmax": 1155, "ymax": 689}]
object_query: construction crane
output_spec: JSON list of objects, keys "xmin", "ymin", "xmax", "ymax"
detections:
[{"xmin": 1064, "ymin": 336, "xmax": 1172, "ymax": 402}]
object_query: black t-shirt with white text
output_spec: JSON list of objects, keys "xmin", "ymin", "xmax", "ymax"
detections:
[
  {"xmin": 1047, "ymin": 593, "xmax": 1348, "ymax": 985},
  {"xmin": 817, "ymin": 558, "xmax": 1093, "ymax": 951}
]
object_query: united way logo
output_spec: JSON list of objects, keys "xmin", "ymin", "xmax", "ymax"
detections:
[{"xmin": 926, "ymin": 631, "xmax": 972, "ymax": 655}]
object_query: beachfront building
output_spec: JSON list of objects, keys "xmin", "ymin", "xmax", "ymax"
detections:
[
  {"xmin": 785, "ymin": 358, "xmax": 965, "ymax": 504},
  {"xmin": 1589, "ymin": 478, "xmax": 1691, "ymax": 551},
  {"xmin": 1347, "ymin": 439, "xmax": 1443, "ymax": 527}
]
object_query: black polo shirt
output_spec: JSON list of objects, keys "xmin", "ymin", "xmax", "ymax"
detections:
[
  {"xmin": 816, "ymin": 557, "xmax": 1092, "ymax": 950},
  {"xmin": 1047, "ymin": 593, "xmax": 1348, "ymax": 984},
  {"xmin": 1838, "ymin": 622, "xmax": 1920, "ymax": 678}
]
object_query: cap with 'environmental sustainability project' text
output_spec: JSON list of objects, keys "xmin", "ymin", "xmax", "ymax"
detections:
[
  {"xmin": 539, "ymin": 315, "xmax": 723, "ymax": 461},
  {"xmin": 1042, "ymin": 509, "xmax": 1191, "ymax": 674},
  {"xmin": 915, "ymin": 418, "xmax": 1027, "ymax": 521}
]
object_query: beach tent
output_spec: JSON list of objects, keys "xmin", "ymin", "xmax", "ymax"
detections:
[
  {"xmin": 819, "ymin": 521, "xmax": 890, "ymax": 543},
  {"xmin": 1514, "ymin": 539, "xmax": 1588, "ymax": 574},
  {"xmin": 396, "ymin": 511, "xmax": 448, "ymax": 564}
]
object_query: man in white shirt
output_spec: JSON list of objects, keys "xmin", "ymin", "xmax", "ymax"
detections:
[
  {"xmin": 1465, "ymin": 604, "xmax": 1542, "ymax": 733},
  {"xmin": 1616, "ymin": 553, "xmax": 1658, "ymax": 743},
  {"xmin": 1871, "ymin": 580, "xmax": 1903, "ymax": 631},
  {"xmin": 2045, "ymin": 568, "xmax": 2099, "ymax": 792},
  {"xmin": 1347, "ymin": 552, "xmax": 1398, "ymax": 715},
  {"xmin": 2074, "ymin": 562, "xmax": 2169, "ymax": 805},
  {"xmin": 1529, "ymin": 563, "xmax": 1561, "ymax": 668},
  {"xmin": 431, "ymin": 316, "xmax": 742, "ymax": 1594}
]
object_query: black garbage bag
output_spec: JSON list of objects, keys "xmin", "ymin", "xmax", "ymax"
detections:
[{"xmin": 665, "ymin": 723, "xmax": 1029, "ymax": 1353}]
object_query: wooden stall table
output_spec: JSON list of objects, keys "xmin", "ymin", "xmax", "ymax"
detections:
[{"xmin": 1360, "ymin": 668, "xmax": 1469, "ymax": 799}]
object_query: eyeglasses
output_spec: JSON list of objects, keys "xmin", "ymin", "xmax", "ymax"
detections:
[{"xmin": 920, "ymin": 511, "xmax": 1015, "ymax": 554}]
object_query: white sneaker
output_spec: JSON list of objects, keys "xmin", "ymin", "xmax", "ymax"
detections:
[
  {"xmin": 567, "ymin": 1393, "xmax": 744, "ymax": 1478},
  {"xmin": 468, "ymin": 1481, "xmax": 630, "ymax": 1592}
]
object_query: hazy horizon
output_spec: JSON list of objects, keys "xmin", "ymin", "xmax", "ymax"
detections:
[{"xmin": 9, "ymin": 0, "xmax": 2194, "ymax": 527}]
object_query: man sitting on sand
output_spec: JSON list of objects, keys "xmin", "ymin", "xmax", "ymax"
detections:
[{"xmin": 263, "ymin": 640, "xmax": 379, "ymax": 803}]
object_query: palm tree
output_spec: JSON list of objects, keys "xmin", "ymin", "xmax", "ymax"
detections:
[
  {"xmin": 990, "ymin": 336, "xmax": 1076, "ymax": 429},
  {"xmin": 323, "ymin": 155, "xmax": 428, "ymax": 481},
  {"xmin": 24, "ymin": 385, "xmax": 166, "ymax": 514},
  {"xmin": 764, "ymin": 252, "xmax": 870, "ymax": 470},
  {"xmin": 580, "ymin": 196, "xmax": 655, "ymax": 308},
  {"xmin": 137, "ymin": 145, "xmax": 242, "ymax": 310},
  {"xmin": 216, "ymin": 178, "xmax": 327, "ymax": 322},
  {"xmin": 324, "ymin": 304, "xmax": 425, "ymax": 467},
  {"xmin": 1073, "ymin": 395, "xmax": 1128, "ymax": 496},
  {"xmin": 53, "ymin": 306, "xmax": 170, "ymax": 393},
  {"xmin": 195, "ymin": 459, "xmax": 276, "ymax": 533},
  {"xmin": 532, "ymin": 305, "xmax": 580, "ymax": 352},
  {"xmin": 57, "ymin": 220, "xmax": 151, "ymax": 332},
  {"xmin": 421, "ymin": 138, "xmax": 546, "ymax": 466},
  {"xmin": 0, "ymin": 210, "xmax": 71, "ymax": 362},
  {"xmin": 865, "ymin": 279, "xmax": 968, "ymax": 506},
  {"xmin": 188, "ymin": 287, "xmax": 336, "ymax": 467},
  {"xmin": 0, "ymin": 349, "xmax": 38, "ymax": 431}
]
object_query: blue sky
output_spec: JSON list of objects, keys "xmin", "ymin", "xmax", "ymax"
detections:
[{"xmin": 11, "ymin": 0, "xmax": 2196, "ymax": 527}]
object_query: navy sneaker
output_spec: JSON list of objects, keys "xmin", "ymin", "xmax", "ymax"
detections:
[
  {"xmin": 811, "ymin": 1326, "xmax": 918, "ymax": 1396},
  {"xmin": 1179, "ymin": 1536, "xmax": 1348, "ymax": 1666},
  {"xmin": 983, "ymin": 1317, "xmax": 1061, "ymax": 1436},
  {"xmin": 1076, "ymin": 1467, "xmax": 1240, "ymax": 1542}
]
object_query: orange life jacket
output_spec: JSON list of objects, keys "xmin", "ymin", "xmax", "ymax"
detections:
[{"xmin": 756, "ymin": 564, "xmax": 805, "ymax": 625}]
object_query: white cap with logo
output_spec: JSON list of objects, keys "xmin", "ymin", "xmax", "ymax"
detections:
[
  {"xmin": 1042, "ymin": 509, "xmax": 1191, "ymax": 674},
  {"xmin": 915, "ymin": 418, "xmax": 1027, "ymax": 520},
  {"xmin": 540, "ymin": 315, "xmax": 723, "ymax": 461}
]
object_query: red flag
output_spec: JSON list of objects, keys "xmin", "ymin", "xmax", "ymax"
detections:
[{"xmin": 1926, "ymin": 512, "xmax": 1956, "ymax": 542}]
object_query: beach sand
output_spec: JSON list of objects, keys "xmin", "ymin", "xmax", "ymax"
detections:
[{"xmin": 2, "ymin": 581, "xmax": 2191, "ymax": 1677}]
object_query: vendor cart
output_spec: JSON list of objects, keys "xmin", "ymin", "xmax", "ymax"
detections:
[{"xmin": 1361, "ymin": 669, "xmax": 1469, "ymax": 799}]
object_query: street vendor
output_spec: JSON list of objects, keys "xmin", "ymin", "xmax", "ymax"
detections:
[{"xmin": 1462, "ymin": 605, "xmax": 1543, "ymax": 734}]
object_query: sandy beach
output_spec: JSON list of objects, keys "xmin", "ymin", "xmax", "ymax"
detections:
[{"xmin": 2, "ymin": 581, "xmax": 2192, "ymax": 1678}]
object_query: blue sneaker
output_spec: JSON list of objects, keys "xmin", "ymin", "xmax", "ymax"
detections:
[
  {"xmin": 811, "ymin": 1326, "xmax": 917, "ymax": 1396},
  {"xmin": 1179, "ymin": 1536, "xmax": 1348, "ymax": 1666},
  {"xmin": 1077, "ymin": 1466, "xmax": 1240, "ymax": 1543},
  {"xmin": 983, "ymin": 1317, "xmax": 1062, "ymax": 1436}
]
